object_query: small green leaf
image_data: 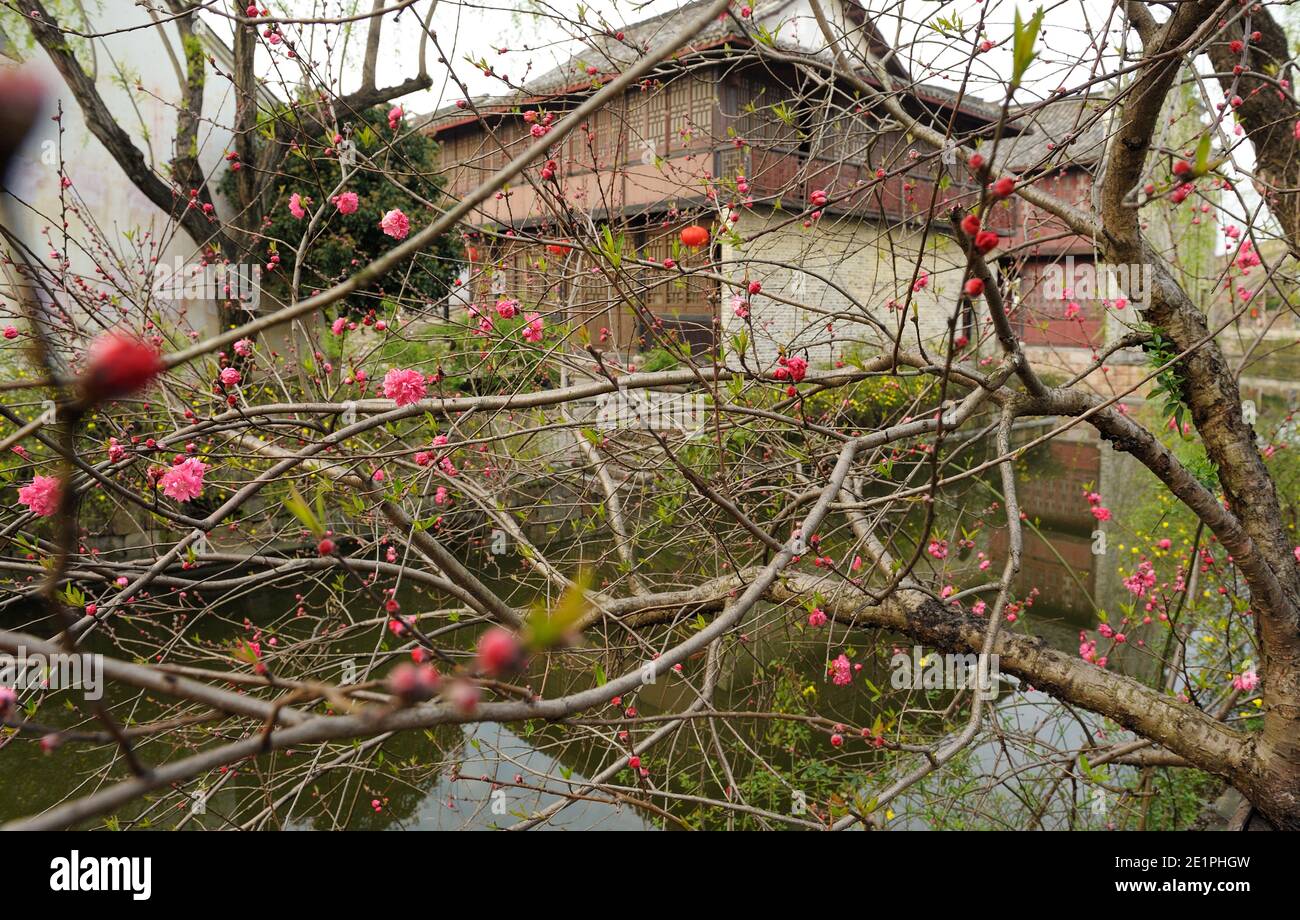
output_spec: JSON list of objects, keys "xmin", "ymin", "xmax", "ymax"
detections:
[
  {"xmin": 284, "ymin": 484, "xmax": 323, "ymax": 537},
  {"xmin": 1011, "ymin": 7, "xmax": 1045, "ymax": 88},
  {"xmin": 524, "ymin": 570, "xmax": 592, "ymax": 650}
]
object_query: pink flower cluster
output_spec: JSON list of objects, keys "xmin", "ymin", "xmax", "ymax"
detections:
[
  {"xmin": 18, "ymin": 474, "xmax": 60, "ymax": 517},
  {"xmin": 1078, "ymin": 632, "xmax": 1106, "ymax": 668},
  {"xmin": 829, "ymin": 654, "xmax": 852, "ymax": 686},
  {"xmin": 382, "ymin": 367, "xmax": 427, "ymax": 406},
  {"xmin": 1085, "ymin": 491, "xmax": 1111, "ymax": 521},
  {"xmin": 1233, "ymin": 668, "xmax": 1259, "ymax": 692},
  {"xmin": 160, "ymin": 457, "xmax": 208, "ymax": 502},
  {"xmin": 332, "ymin": 191, "xmax": 359, "ymax": 214},
  {"xmin": 379, "ymin": 208, "xmax": 410, "ymax": 239},
  {"xmin": 773, "ymin": 354, "xmax": 808, "ymax": 383},
  {"xmin": 1123, "ymin": 559, "xmax": 1157, "ymax": 598},
  {"xmin": 521, "ymin": 312, "xmax": 544, "ymax": 343}
]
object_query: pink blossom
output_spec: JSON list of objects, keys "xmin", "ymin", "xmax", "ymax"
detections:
[
  {"xmin": 1123, "ymin": 560, "xmax": 1157, "ymax": 598},
  {"xmin": 233, "ymin": 338, "xmax": 254, "ymax": 357},
  {"xmin": 927, "ymin": 539, "xmax": 948, "ymax": 560},
  {"xmin": 495, "ymin": 298, "xmax": 519, "ymax": 319},
  {"xmin": 379, "ymin": 208, "xmax": 410, "ymax": 239},
  {"xmin": 434, "ymin": 486, "xmax": 449, "ymax": 505},
  {"xmin": 219, "ymin": 367, "xmax": 242, "ymax": 387},
  {"xmin": 388, "ymin": 105, "xmax": 404, "ymax": 130},
  {"xmin": 160, "ymin": 457, "xmax": 207, "ymax": 502},
  {"xmin": 383, "ymin": 367, "xmax": 427, "ymax": 406},
  {"xmin": 107, "ymin": 438, "xmax": 126, "ymax": 463},
  {"xmin": 333, "ymin": 192, "xmax": 359, "ymax": 215},
  {"xmin": 18, "ymin": 474, "xmax": 60, "ymax": 517},
  {"xmin": 521, "ymin": 312, "xmax": 544, "ymax": 343},
  {"xmin": 807, "ymin": 608, "xmax": 827, "ymax": 628},
  {"xmin": 1235, "ymin": 240, "xmax": 1261, "ymax": 272},
  {"xmin": 331, "ymin": 317, "xmax": 348, "ymax": 335},
  {"xmin": 829, "ymin": 654, "xmax": 852, "ymax": 686},
  {"xmin": 1233, "ymin": 669, "xmax": 1259, "ymax": 692},
  {"xmin": 783, "ymin": 355, "xmax": 808, "ymax": 383},
  {"xmin": 288, "ymin": 192, "xmax": 307, "ymax": 219}
]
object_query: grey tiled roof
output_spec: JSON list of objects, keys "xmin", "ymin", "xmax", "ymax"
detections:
[
  {"xmin": 522, "ymin": 0, "xmax": 804, "ymax": 94},
  {"xmin": 996, "ymin": 96, "xmax": 1115, "ymax": 172},
  {"xmin": 414, "ymin": 0, "xmax": 1009, "ymax": 133}
]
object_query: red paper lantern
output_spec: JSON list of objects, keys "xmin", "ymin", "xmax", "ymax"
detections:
[{"xmin": 679, "ymin": 224, "xmax": 709, "ymax": 248}]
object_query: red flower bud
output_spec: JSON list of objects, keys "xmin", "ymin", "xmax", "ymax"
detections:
[
  {"xmin": 388, "ymin": 662, "xmax": 441, "ymax": 704},
  {"xmin": 80, "ymin": 331, "xmax": 163, "ymax": 401},
  {"xmin": 476, "ymin": 627, "xmax": 525, "ymax": 675}
]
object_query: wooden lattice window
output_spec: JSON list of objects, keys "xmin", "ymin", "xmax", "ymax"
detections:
[
  {"xmin": 669, "ymin": 73, "xmax": 716, "ymax": 150},
  {"xmin": 627, "ymin": 83, "xmax": 668, "ymax": 164},
  {"xmin": 577, "ymin": 98, "xmax": 626, "ymax": 170},
  {"xmin": 639, "ymin": 223, "xmax": 714, "ymax": 314}
]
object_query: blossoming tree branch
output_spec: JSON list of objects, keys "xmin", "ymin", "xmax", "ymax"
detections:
[{"xmin": 0, "ymin": 0, "xmax": 1298, "ymax": 831}]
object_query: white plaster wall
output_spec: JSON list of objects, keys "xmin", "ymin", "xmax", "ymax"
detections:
[{"xmin": 720, "ymin": 208, "xmax": 969, "ymax": 369}]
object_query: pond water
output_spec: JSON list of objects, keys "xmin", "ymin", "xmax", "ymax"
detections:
[{"xmin": 1, "ymin": 362, "xmax": 1295, "ymax": 830}]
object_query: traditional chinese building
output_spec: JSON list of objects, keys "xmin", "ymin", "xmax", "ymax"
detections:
[{"xmin": 420, "ymin": 0, "xmax": 1027, "ymax": 365}]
